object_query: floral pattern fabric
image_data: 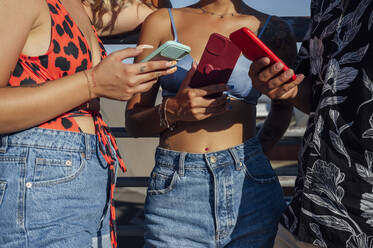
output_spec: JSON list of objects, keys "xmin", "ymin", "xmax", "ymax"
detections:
[{"xmin": 281, "ymin": 0, "xmax": 373, "ymax": 247}]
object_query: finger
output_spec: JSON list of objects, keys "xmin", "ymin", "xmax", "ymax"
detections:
[
  {"xmin": 179, "ymin": 61, "xmax": 197, "ymax": 89},
  {"xmin": 280, "ymin": 74, "xmax": 304, "ymax": 91},
  {"xmin": 279, "ymin": 87, "xmax": 298, "ymax": 99},
  {"xmin": 198, "ymin": 103, "xmax": 228, "ymax": 119},
  {"xmin": 112, "ymin": 44, "xmax": 154, "ymax": 61},
  {"xmin": 268, "ymin": 86, "xmax": 297, "ymax": 100},
  {"xmin": 267, "ymin": 69, "xmax": 296, "ymax": 89},
  {"xmin": 193, "ymin": 83, "xmax": 227, "ymax": 97},
  {"xmin": 134, "ymin": 66, "xmax": 177, "ymax": 84},
  {"xmin": 257, "ymin": 62, "xmax": 285, "ymax": 83},
  {"xmin": 134, "ymin": 60, "xmax": 177, "ymax": 74},
  {"xmin": 268, "ymin": 74, "xmax": 304, "ymax": 99},
  {"xmin": 129, "ymin": 79, "xmax": 159, "ymax": 95},
  {"xmin": 194, "ymin": 94, "xmax": 228, "ymax": 108},
  {"xmin": 249, "ymin": 57, "xmax": 271, "ymax": 77}
]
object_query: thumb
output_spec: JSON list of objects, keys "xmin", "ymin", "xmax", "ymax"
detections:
[
  {"xmin": 112, "ymin": 44, "xmax": 154, "ymax": 61},
  {"xmin": 179, "ymin": 61, "xmax": 197, "ymax": 90}
]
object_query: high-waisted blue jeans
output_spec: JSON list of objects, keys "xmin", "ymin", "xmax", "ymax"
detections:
[
  {"xmin": 0, "ymin": 128, "xmax": 116, "ymax": 248},
  {"xmin": 144, "ymin": 137, "xmax": 286, "ymax": 248}
]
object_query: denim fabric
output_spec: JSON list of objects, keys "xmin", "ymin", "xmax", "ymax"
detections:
[
  {"xmin": 144, "ymin": 137, "xmax": 286, "ymax": 248},
  {"xmin": 0, "ymin": 128, "xmax": 115, "ymax": 248}
]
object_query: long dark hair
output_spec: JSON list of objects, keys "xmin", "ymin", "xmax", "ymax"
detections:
[{"xmin": 84, "ymin": 0, "xmax": 153, "ymax": 34}]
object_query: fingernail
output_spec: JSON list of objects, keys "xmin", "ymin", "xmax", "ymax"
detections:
[
  {"xmin": 136, "ymin": 44, "xmax": 154, "ymax": 50},
  {"xmin": 167, "ymin": 67, "xmax": 177, "ymax": 73},
  {"xmin": 275, "ymin": 63, "xmax": 283, "ymax": 70},
  {"xmin": 285, "ymin": 70, "xmax": 293, "ymax": 77},
  {"xmin": 166, "ymin": 61, "xmax": 177, "ymax": 67}
]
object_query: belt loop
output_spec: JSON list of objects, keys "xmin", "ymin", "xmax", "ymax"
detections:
[
  {"xmin": 229, "ymin": 148, "xmax": 241, "ymax": 171},
  {"xmin": 0, "ymin": 135, "xmax": 8, "ymax": 154},
  {"xmin": 178, "ymin": 152, "xmax": 186, "ymax": 177},
  {"xmin": 84, "ymin": 134, "xmax": 92, "ymax": 160}
]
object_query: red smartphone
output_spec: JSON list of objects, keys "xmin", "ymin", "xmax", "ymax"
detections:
[
  {"xmin": 189, "ymin": 33, "xmax": 241, "ymax": 95},
  {"xmin": 229, "ymin": 27, "xmax": 296, "ymax": 81}
]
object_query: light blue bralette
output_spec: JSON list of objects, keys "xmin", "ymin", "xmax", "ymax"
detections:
[{"xmin": 159, "ymin": 8, "xmax": 272, "ymax": 105}]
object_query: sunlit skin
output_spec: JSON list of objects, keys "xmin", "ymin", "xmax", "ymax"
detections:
[
  {"xmin": 126, "ymin": 0, "xmax": 298, "ymax": 155},
  {"xmin": 249, "ymin": 57, "xmax": 312, "ymax": 114},
  {"xmin": 0, "ymin": 0, "xmax": 175, "ymax": 134}
]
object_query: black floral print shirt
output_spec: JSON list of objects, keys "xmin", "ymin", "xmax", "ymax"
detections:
[{"xmin": 280, "ymin": 0, "xmax": 373, "ymax": 247}]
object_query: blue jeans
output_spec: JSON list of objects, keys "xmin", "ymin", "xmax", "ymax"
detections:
[
  {"xmin": 0, "ymin": 128, "xmax": 115, "ymax": 248},
  {"xmin": 144, "ymin": 137, "xmax": 286, "ymax": 248}
]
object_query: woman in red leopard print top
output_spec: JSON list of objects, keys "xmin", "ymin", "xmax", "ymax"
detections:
[{"xmin": 0, "ymin": 0, "xmax": 175, "ymax": 247}]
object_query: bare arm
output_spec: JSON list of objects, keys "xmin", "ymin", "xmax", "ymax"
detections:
[
  {"xmin": 0, "ymin": 1, "xmax": 175, "ymax": 134},
  {"xmin": 256, "ymin": 17, "xmax": 298, "ymax": 154},
  {"xmin": 125, "ymin": 9, "xmax": 173, "ymax": 137},
  {"xmin": 250, "ymin": 57, "xmax": 312, "ymax": 114},
  {"xmin": 0, "ymin": 0, "xmax": 88, "ymax": 133},
  {"xmin": 125, "ymin": 9, "xmax": 228, "ymax": 137}
]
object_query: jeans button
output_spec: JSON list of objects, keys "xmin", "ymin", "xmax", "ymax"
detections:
[
  {"xmin": 26, "ymin": 182, "xmax": 32, "ymax": 188},
  {"xmin": 65, "ymin": 160, "xmax": 72, "ymax": 166},
  {"xmin": 210, "ymin": 156, "xmax": 217, "ymax": 163}
]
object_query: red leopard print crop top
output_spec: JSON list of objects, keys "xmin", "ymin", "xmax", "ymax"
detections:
[
  {"xmin": 8, "ymin": 0, "xmax": 107, "ymax": 132},
  {"xmin": 8, "ymin": 1, "xmax": 126, "ymax": 247}
]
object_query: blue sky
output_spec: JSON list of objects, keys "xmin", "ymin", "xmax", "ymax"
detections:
[{"xmin": 170, "ymin": 0, "xmax": 311, "ymax": 16}]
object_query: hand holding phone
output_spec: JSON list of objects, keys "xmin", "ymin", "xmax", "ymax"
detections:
[
  {"xmin": 189, "ymin": 33, "xmax": 241, "ymax": 94},
  {"xmin": 140, "ymin": 40, "xmax": 191, "ymax": 62},
  {"xmin": 229, "ymin": 27, "xmax": 296, "ymax": 81}
]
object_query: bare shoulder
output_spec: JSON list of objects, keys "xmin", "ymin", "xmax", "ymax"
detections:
[
  {"xmin": 0, "ymin": 0, "xmax": 44, "ymax": 87},
  {"xmin": 143, "ymin": 8, "xmax": 171, "ymax": 29},
  {"xmin": 142, "ymin": 7, "xmax": 189, "ymax": 43},
  {"xmin": 0, "ymin": 0, "xmax": 42, "ymax": 21}
]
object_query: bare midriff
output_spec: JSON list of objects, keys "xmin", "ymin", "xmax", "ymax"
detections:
[{"xmin": 159, "ymin": 99, "xmax": 257, "ymax": 153}]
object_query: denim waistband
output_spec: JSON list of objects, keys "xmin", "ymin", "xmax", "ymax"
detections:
[
  {"xmin": 155, "ymin": 136, "xmax": 262, "ymax": 171},
  {"xmin": 0, "ymin": 128, "xmax": 97, "ymax": 155}
]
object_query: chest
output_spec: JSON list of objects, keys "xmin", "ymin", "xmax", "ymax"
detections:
[
  {"xmin": 58, "ymin": 0, "xmax": 102, "ymax": 65},
  {"xmin": 168, "ymin": 14, "xmax": 260, "ymax": 63},
  {"xmin": 9, "ymin": 0, "xmax": 106, "ymax": 85}
]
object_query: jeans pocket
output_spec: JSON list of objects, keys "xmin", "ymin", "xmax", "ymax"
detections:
[
  {"xmin": 147, "ymin": 167, "xmax": 179, "ymax": 195},
  {"xmin": 242, "ymin": 148, "xmax": 277, "ymax": 184},
  {"xmin": 0, "ymin": 181, "xmax": 7, "ymax": 206},
  {"xmin": 32, "ymin": 149, "xmax": 86, "ymax": 186}
]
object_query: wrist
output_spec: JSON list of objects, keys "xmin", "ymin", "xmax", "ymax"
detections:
[
  {"xmin": 164, "ymin": 97, "xmax": 179, "ymax": 124},
  {"xmin": 158, "ymin": 98, "xmax": 178, "ymax": 131},
  {"xmin": 85, "ymin": 68, "xmax": 98, "ymax": 99}
]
